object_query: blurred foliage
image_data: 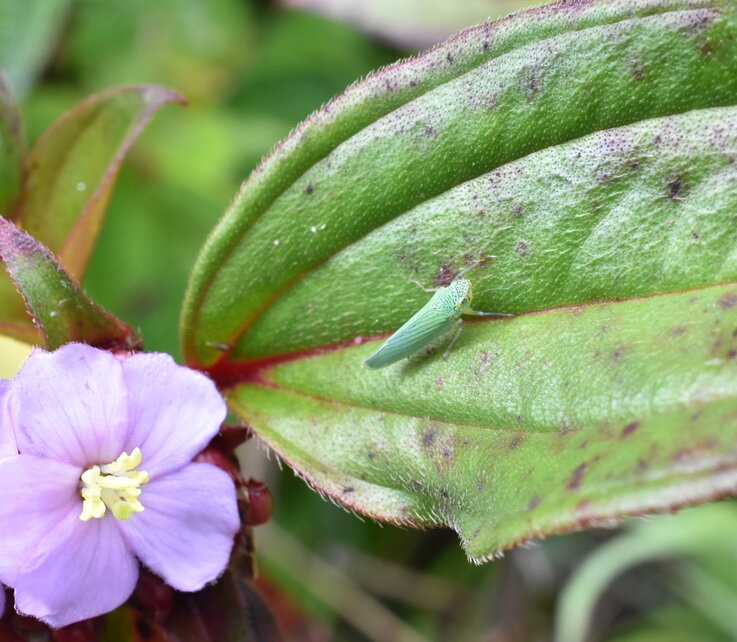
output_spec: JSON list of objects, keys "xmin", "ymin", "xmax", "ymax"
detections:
[
  {"xmin": 2, "ymin": 1, "xmax": 737, "ymax": 641},
  {"xmin": 279, "ymin": 0, "xmax": 544, "ymax": 49},
  {"xmin": 18, "ymin": 0, "xmax": 399, "ymax": 357}
]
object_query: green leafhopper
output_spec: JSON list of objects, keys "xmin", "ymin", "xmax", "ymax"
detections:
[{"xmin": 365, "ymin": 264, "xmax": 512, "ymax": 369}]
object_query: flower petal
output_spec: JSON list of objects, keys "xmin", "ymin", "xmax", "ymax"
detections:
[
  {"xmin": 121, "ymin": 353, "xmax": 226, "ymax": 477},
  {"xmin": 13, "ymin": 516, "xmax": 138, "ymax": 628},
  {"xmin": 119, "ymin": 462, "xmax": 238, "ymax": 591},
  {"xmin": 0, "ymin": 379, "xmax": 16, "ymax": 458},
  {"xmin": 0, "ymin": 455, "xmax": 80, "ymax": 585},
  {"xmin": 7, "ymin": 344, "xmax": 129, "ymax": 466}
]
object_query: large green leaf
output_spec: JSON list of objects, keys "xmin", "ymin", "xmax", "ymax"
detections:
[{"xmin": 182, "ymin": 0, "xmax": 737, "ymax": 558}]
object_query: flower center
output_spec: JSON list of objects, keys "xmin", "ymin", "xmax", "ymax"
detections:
[{"xmin": 79, "ymin": 447, "xmax": 150, "ymax": 522}]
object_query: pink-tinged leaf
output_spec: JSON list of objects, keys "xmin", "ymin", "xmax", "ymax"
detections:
[
  {"xmin": 20, "ymin": 85, "xmax": 186, "ymax": 280},
  {"xmin": 280, "ymin": 0, "xmax": 540, "ymax": 49},
  {"xmin": 0, "ymin": 73, "xmax": 24, "ymax": 218},
  {"xmin": 0, "ymin": 217, "xmax": 137, "ymax": 350}
]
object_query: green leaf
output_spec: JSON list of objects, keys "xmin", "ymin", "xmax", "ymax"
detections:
[
  {"xmin": 182, "ymin": 0, "xmax": 737, "ymax": 558},
  {"xmin": 21, "ymin": 84, "xmax": 186, "ymax": 280},
  {"xmin": 0, "ymin": 74, "xmax": 24, "ymax": 217},
  {"xmin": 0, "ymin": 217, "xmax": 137, "ymax": 350},
  {"xmin": 555, "ymin": 504, "xmax": 737, "ymax": 642},
  {"xmin": 0, "ymin": 0, "xmax": 73, "ymax": 98}
]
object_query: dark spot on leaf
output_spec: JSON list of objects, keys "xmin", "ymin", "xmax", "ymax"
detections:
[
  {"xmin": 512, "ymin": 204, "xmax": 524, "ymax": 217},
  {"xmin": 446, "ymin": 53, "xmax": 454, "ymax": 64},
  {"xmin": 424, "ymin": 125, "xmax": 437, "ymax": 138},
  {"xmin": 422, "ymin": 429, "xmax": 437, "ymax": 447},
  {"xmin": 509, "ymin": 436, "xmax": 522, "ymax": 449},
  {"xmin": 728, "ymin": 349, "xmax": 737, "ymax": 360},
  {"xmin": 621, "ymin": 421, "xmax": 640, "ymax": 438},
  {"xmin": 477, "ymin": 479, "xmax": 485, "ymax": 492},
  {"xmin": 612, "ymin": 346, "xmax": 626, "ymax": 361},
  {"xmin": 521, "ymin": 66, "xmax": 543, "ymax": 99},
  {"xmin": 631, "ymin": 59, "xmax": 645, "ymax": 79},
  {"xmin": 342, "ymin": 487, "xmax": 354, "ymax": 494},
  {"xmin": 439, "ymin": 488, "xmax": 449, "ymax": 499},
  {"xmin": 434, "ymin": 265, "xmax": 457, "ymax": 287},
  {"xmin": 671, "ymin": 325, "xmax": 689, "ymax": 336},
  {"xmin": 442, "ymin": 447, "xmax": 453, "ymax": 461},
  {"xmin": 692, "ymin": 230, "xmax": 701, "ymax": 240},
  {"xmin": 516, "ymin": 240, "xmax": 529, "ymax": 255},
  {"xmin": 719, "ymin": 292, "xmax": 737, "ymax": 309},
  {"xmin": 527, "ymin": 496, "xmax": 540, "ymax": 511},
  {"xmin": 666, "ymin": 175, "xmax": 686, "ymax": 200},
  {"xmin": 305, "ymin": 184, "xmax": 314, "ymax": 195},
  {"xmin": 699, "ymin": 37, "xmax": 715, "ymax": 56},
  {"xmin": 367, "ymin": 450, "xmax": 376, "ymax": 460},
  {"xmin": 483, "ymin": 41, "xmax": 489, "ymax": 52},
  {"xmin": 567, "ymin": 463, "xmax": 587, "ymax": 490},
  {"xmin": 635, "ymin": 459, "xmax": 649, "ymax": 474}
]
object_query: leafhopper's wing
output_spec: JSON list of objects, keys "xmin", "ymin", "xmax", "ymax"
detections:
[{"xmin": 364, "ymin": 291, "xmax": 457, "ymax": 369}]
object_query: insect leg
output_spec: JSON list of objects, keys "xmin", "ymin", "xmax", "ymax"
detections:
[
  {"xmin": 442, "ymin": 318, "xmax": 464, "ymax": 359},
  {"xmin": 455, "ymin": 255, "xmax": 496, "ymax": 280},
  {"xmin": 461, "ymin": 302, "xmax": 514, "ymax": 317},
  {"xmin": 410, "ymin": 279, "xmax": 439, "ymax": 293}
]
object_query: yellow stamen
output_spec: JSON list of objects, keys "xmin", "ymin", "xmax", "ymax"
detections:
[{"xmin": 79, "ymin": 447, "xmax": 149, "ymax": 522}]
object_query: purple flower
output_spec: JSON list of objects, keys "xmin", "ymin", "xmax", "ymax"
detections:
[{"xmin": 0, "ymin": 344, "xmax": 239, "ymax": 627}]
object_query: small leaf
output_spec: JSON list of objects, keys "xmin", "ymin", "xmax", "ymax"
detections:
[
  {"xmin": 182, "ymin": 0, "xmax": 737, "ymax": 558},
  {"xmin": 0, "ymin": 74, "xmax": 24, "ymax": 217},
  {"xmin": 20, "ymin": 84, "xmax": 186, "ymax": 280},
  {"xmin": 0, "ymin": 217, "xmax": 137, "ymax": 350}
]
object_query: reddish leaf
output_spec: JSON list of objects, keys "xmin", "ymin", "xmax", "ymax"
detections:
[
  {"xmin": 20, "ymin": 85, "xmax": 186, "ymax": 280},
  {"xmin": 0, "ymin": 217, "xmax": 137, "ymax": 350}
]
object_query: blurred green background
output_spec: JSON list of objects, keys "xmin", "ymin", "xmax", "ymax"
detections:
[{"xmin": 3, "ymin": 1, "xmax": 737, "ymax": 640}]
